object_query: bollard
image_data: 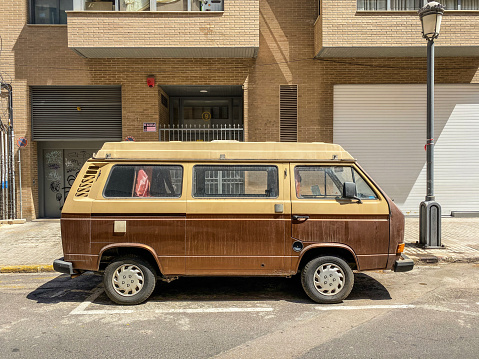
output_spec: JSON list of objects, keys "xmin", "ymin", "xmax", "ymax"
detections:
[{"xmin": 419, "ymin": 201, "xmax": 442, "ymax": 248}]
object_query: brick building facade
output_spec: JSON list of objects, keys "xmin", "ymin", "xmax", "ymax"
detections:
[{"xmin": 1, "ymin": 0, "xmax": 478, "ymax": 219}]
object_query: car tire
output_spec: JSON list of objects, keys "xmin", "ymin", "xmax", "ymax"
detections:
[
  {"xmin": 301, "ymin": 256, "xmax": 354, "ymax": 304},
  {"xmin": 103, "ymin": 255, "xmax": 157, "ymax": 305}
]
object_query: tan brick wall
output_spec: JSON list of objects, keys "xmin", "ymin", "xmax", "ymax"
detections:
[
  {"xmin": 319, "ymin": 0, "xmax": 479, "ymax": 49},
  {"xmin": 67, "ymin": 0, "xmax": 259, "ymax": 49},
  {"xmin": 248, "ymin": 0, "xmax": 320, "ymax": 142},
  {"xmin": 1, "ymin": 0, "xmax": 479, "ymax": 219}
]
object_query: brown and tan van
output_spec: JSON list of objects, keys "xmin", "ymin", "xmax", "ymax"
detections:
[{"xmin": 53, "ymin": 141, "xmax": 413, "ymax": 305}]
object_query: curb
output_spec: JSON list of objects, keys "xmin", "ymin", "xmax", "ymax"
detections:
[
  {"xmin": 407, "ymin": 255, "xmax": 479, "ymax": 265},
  {"xmin": 0, "ymin": 265, "xmax": 55, "ymax": 273},
  {"xmin": 0, "ymin": 219, "xmax": 27, "ymax": 225}
]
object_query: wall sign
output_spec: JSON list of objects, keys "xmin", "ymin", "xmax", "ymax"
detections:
[
  {"xmin": 125, "ymin": 136, "xmax": 135, "ymax": 141},
  {"xmin": 202, "ymin": 112, "xmax": 212, "ymax": 121},
  {"xmin": 143, "ymin": 123, "xmax": 157, "ymax": 132}
]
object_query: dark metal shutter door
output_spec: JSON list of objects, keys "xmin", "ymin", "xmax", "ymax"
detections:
[{"xmin": 32, "ymin": 86, "xmax": 122, "ymax": 141}]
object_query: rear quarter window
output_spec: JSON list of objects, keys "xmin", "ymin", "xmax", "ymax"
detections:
[{"xmin": 103, "ymin": 165, "xmax": 183, "ymax": 198}]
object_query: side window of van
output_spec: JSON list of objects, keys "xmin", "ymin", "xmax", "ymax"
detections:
[
  {"xmin": 193, "ymin": 165, "xmax": 278, "ymax": 198},
  {"xmin": 295, "ymin": 166, "xmax": 377, "ymax": 199},
  {"xmin": 103, "ymin": 165, "xmax": 183, "ymax": 198}
]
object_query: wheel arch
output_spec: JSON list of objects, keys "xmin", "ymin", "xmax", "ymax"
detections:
[
  {"xmin": 296, "ymin": 244, "xmax": 359, "ymax": 273},
  {"xmin": 97, "ymin": 243, "xmax": 163, "ymax": 275}
]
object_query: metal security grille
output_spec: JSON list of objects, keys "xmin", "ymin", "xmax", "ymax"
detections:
[
  {"xmin": 0, "ymin": 83, "xmax": 16, "ymax": 220},
  {"xmin": 159, "ymin": 124, "xmax": 244, "ymax": 142},
  {"xmin": 205, "ymin": 170, "xmax": 245, "ymax": 195},
  {"xmin": 0, "ymin": 123, "xmax": 15, "ymax": 220},
  {"xmin": 279, "ymin": 85, "xmax": 298, "ymax": 142},
  {"xmin": 31, "ymin": 86, "xmax": 122, "ymax": 141}
]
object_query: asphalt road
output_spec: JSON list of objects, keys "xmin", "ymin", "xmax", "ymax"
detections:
[{"xmin": 0, "ymin": 263, "xmax": 478, "ymax": 359}]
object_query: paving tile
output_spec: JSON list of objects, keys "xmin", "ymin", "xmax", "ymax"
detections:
[{"xmin": 404, "ymin": 217, "xmax": 479, "ymax": 262}]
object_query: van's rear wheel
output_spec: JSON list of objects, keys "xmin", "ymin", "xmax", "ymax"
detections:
[
  {"xmin": 103, "ymin": 256, "xmax": 156, "ymax": 305},
  {"xmin": 301, "ymin": 256, "xmax": 354, "ymax": 304}
]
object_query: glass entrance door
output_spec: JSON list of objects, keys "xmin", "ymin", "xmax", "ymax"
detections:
[
  {"xmin": 182, "ymin": 99, "xmax": 230, "ymax": 126},
  {"xmin": 170, "ymin": 97, "xmax": 242, "ymax": 128}
]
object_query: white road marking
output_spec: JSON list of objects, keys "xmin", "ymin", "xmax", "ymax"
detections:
[
  {"xmin": 69, "ymin": 285, "xmax": 274, "ymax": 315},
  {"xmin": 154, "ymin": 308, "xmax": 274, "ymax": 314},
  {"xmin": 69, "ymin": 285, "xmax": 106, "ymax": 315},
  {"xmin": 72, "ymin": 306, "xmax": 273, "ymax": 316},
  {"xmin": 315, "ymin": 304, "xmax": 415, "ymax": 311},
  {"xmin": 72, "ymin": 309, "xmax": 135, "ymax": 315}
]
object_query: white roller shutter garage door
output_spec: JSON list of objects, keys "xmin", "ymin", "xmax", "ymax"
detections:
[{"xmin": 334, "ymin": 84, "xmax": 479, "ymax": 215}]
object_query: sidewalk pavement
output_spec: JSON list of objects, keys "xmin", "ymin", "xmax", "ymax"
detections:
[{"xmin": 0, "ymin": 217, "xmax": 478, "ymax": 273}]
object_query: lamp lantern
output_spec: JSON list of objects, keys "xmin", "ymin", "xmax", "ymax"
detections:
[{"xmin": 418, "ymin": 1, "xmax": 444, "ymax": 41}]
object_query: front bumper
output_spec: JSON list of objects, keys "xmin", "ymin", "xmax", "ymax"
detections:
[
  {"xmin": 53, "ymin": 258, "xmax": 75, "ymax": 275},
  {"xmin": 394, "ymin": 253, "xmax": 414, "ymax": 272}
]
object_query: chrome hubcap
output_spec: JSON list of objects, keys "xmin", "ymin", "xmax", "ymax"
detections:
[
  {"xmin": 112, "ymin": 264, "xmax": 144, "ymax": 297},
  {"xmin": 313, "ymin": 263, "xmax": 345, "ymax": 296}
]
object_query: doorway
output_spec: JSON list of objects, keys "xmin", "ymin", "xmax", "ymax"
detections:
[
  {"xmin": 160, "ymin": 85, "xmax": 243, "ymax": 141},
  {"xmin": 42, "ymin": 149, "xmax": 93, "ymax": 218},
  {"xmin": 38, "ymin": 141, "xmax": 104, "ymax": 218}
]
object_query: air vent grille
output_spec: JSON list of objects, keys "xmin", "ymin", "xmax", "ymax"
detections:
[
  {"xmin": 75, "ymin": 165, "xmax": 100, "ymax": 198},
  {"xmin": 280, "ymin": 85, "xmax": 298, "ymax": 142}
]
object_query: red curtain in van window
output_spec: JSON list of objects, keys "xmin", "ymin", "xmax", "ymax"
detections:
[{"xmin": 134, "ymin": 169, "xmax": 151, "ymax": 197}]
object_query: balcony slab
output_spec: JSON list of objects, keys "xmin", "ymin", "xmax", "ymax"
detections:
[{"xmin": 67, "ymin": 1, "xmax": 259, "ymax": 58}]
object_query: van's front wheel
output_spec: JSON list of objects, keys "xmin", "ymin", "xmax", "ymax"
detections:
[
  {"xmin": 103, "ymin": 256, "xmax": 157, "ymax": 305},
  {"xmin": 301, "ymin": 256, "xmax": 354, "ymax": 304}
]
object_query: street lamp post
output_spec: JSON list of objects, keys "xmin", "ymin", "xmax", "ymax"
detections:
[{"xmin": 418, "ymin": 1, "xmax": 444, "ymax": 248}]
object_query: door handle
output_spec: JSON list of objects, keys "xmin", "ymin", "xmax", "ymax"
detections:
[{"xmin": 292, "ymin": 215, "xmax": 309, "ymax": 221}]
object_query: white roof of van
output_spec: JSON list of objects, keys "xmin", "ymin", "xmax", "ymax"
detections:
[{"xmin": 94, "ymin": 141, "xmax": 354, "ymax": 162}]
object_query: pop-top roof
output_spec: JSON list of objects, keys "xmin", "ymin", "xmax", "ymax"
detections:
[{"xmin": 94, "ymin": 141, "xmax": 354, "ymax": 162}]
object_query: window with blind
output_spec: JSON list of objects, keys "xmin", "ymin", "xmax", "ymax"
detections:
[{"xmin": 357, "ymin": 0, "xmax": 479, "ymax": 10}]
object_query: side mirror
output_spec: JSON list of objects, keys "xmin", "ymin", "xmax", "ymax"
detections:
[{"xmin": 342, "ymin": 182, "xmax": 362, "ymax": 204}]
